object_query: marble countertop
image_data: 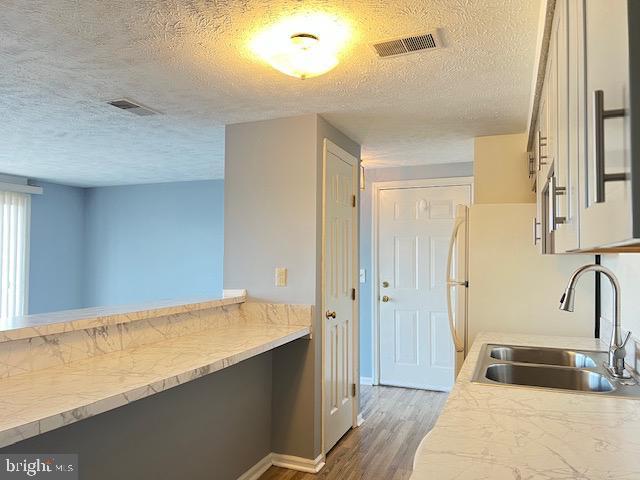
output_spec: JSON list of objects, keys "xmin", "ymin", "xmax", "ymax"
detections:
[
  {"xmin": 411, "ymin": 332, "xmax": 640, "ymax": 479},
  {"xmin": 0, "ymin": 321, "xmax": 310, "ymax": 448},
  {"xmin": 0, "ymin": 293, "xmax": 246, "ymax": 343}
]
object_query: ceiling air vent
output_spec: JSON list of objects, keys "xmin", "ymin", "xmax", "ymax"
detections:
[
  {"xmin": 373, "ymin": 32, "xmax": 440, "ymax": 58},
  {"xmin": 107, "ymin": 98, "xmax": 159, "ymax": 116}
]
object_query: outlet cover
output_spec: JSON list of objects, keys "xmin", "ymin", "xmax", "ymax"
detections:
[{"xmin": 275, "ymin": 267, "xmax": 287, "ymax": 287}]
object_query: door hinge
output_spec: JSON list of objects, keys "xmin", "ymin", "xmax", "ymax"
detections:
[
  {"xmin": 351, "ymin": 383, "xmax": 357, "ymax": 397},
  {"xmin": 352, "ymin": 195, "xmax": 356, "ymax": 207},
  {"xmin": 351, "ymin": 288, "xmax": 356, "ymax": 301}
]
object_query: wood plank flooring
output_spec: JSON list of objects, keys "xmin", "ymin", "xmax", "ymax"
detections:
[{"xmin": 259, "ymin": 385, "xmax": 448, "ymax": 480}]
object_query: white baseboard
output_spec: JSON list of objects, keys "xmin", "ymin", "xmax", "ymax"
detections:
[
  {"xmin": 238, "ymin": 452, "xmax": 325, "ymax": 479},
  {"xmin": 272, "ymin": 453, "xmax": 325, "ymax": 473},
  {"xmin": 237, "ymin": 453, "xmax": 273, "ymax": 480},
  {"xmin": 360, "ymin": 376, "xmax": 373, "ymax": 385}
]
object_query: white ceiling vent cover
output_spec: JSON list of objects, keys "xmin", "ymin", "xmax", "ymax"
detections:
[
  {"xmin": 107, "ymin": 99, "xmax": 159, "ymax": 116},
  {"xmin": 373, "ymin": 32, "xmax": 440, "ymax": 58}
]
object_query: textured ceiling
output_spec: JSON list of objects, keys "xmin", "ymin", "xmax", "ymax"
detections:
[{"xmin": 0, "ymin": 0, "xmax": 540, "ymax": 187}]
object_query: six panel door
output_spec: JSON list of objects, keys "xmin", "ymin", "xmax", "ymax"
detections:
[{"xmin": 378, "ymin": 185, "xmax": 471, "ymax": 391}]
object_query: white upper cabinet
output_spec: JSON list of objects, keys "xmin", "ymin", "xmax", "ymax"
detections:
[
  {"xmin": 536, "ymin": 0, "xmax": 566, "ymax": 254},
  {"xmin": 529, "ymin": 0, "xmax": 640, "ymax": 253}
]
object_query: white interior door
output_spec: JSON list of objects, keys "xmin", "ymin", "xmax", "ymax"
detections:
[
  {"xmin": 323, "ymin": 140, "xmax": 357, "ymax": 453},
  {"xmin": 378, "ymin": 185, "xmax": 471, "ymax": 391}
]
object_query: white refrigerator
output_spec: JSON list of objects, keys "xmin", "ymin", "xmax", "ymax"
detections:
[{"xmin": 446, "ymin": 203, "xmax": 595, "ymax": 375}]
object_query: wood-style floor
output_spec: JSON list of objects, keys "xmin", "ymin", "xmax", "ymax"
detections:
[{"xmin": 259, "ymin": 385, "xmax": 448, "ymax": 480}]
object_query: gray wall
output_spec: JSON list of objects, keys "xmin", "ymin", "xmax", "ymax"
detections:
[
  {"xmin": 225, "ymin": 114, "xmax": 360, "ymax": 459},
  {"xmin": 2, "ymin": 352, "xmax": 274, "ymax": 480},
  {"xmin": 359, "ymin": 163, "xmax": 474, "ymax": 379},
  {"xmin": 224, "ymin": 115, "xmax": 318, "ymax": 304},
  {"xmin": 225, "ymin": 114, "xmax": 318, "ymax": 460}
]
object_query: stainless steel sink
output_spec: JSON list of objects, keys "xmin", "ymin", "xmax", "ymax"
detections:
[
  {"xmin": 472, "ymin": 344, "xmax": 640, "ymax": 397},
  {"xmin": 485, "ymin": 363, "xmax": 613, "ymax": 392},
  {"xmin": 489, "ymin": 345, "xmax": 597, "ymax": 368}
]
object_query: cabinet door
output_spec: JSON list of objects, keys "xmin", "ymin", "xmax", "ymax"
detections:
[
  {"xmin": 537, "ymin": 81, "xmax": 550, "ymax": 178},
  {"xmin": 546, "ymin": 24, "xmax": 557, "ymax": 184},
  {"xmin": 541, "ymin": 1, "xmax": 566, "ymax": 254},
  {"xmin": 580, "ymin": 0, "xmax": 632, "ymax": 248},
  {"xmin": 534, "ymin": 91, "xmax": 549, "ymax": 254},
  {"xmin": 534, "ymin": 174, "xmax": 544, "ymax": 254},
  {"xmin": 554, "ymin": 0, "xmax": 580, "ymax": 252}
]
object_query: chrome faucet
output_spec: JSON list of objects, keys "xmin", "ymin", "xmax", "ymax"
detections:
[{"xmin": 559, "ymin": 264, "xmax": 632, "ymax": 379}]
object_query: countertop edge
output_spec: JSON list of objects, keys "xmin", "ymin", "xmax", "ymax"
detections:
[{"xmin": 0, "ymin": 295, "xmax": 247, "ymax": 344}]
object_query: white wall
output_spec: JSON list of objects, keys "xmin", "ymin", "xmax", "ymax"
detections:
[
  {"xmin": 468, "ymin": 204, "xmax": 594, "ymax": 345},
  {"xmin": 474, "ymin": 133, "xmax": 535, "ymax": 204},
  {"xmin": 600, "ymin": 254, "xmax": 640, "ymax": 370},
  {"xmin": 468, "ymin": 133, "xmax": 595, "ymax": 346}
]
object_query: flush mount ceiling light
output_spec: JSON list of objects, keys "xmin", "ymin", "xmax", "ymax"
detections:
[{"xmin": 250, "ymin": 13, "xmax": 350, "ymax": 79}]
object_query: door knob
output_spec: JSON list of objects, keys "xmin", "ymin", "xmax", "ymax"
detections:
[
  {"xmin": 325, "ymin": 310, "xmax": 337, "ymax": 319},
  {"xmin": 382, "ymin": 281, "xmax": 389, "ymax": 288},
  {"xmin": 381, "ymin": 295, "xmax": 390, "ymax": 303}
]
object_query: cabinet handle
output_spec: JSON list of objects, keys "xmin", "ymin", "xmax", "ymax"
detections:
[
  {"xmin": 538, "ymin": 131, "xmax": 548, "ymax": 170},
  {"xmin": 594, "ymin": 90, "xmax": 627, "ymax": 203},
  {"xmin": 551, "ymin": 175, "xmax": 566, "ymax": 230},
  {"xmin": 528, "ymin": 152, "xmax": 536, "ymax": 177},
  {"xmin": 533, "ymin": 217, "xmax": 541, "ymax": 245}
]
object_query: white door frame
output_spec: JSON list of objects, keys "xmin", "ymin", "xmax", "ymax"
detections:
[
  {"xmin": 370, "ymin": 176, "xmax": 474, "ymax": 385},
  {"xmin": 321, "ymin": 139, "xmax": 360, "ymax": 456}
]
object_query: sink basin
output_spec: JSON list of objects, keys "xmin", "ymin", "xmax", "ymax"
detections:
[
  {"xmin": 471, "ymin": 344, "xmax": 640, "ymax": 397},
  {"xmin": 485, "ymin": 363, "xmax": 614, "ymax": 392},
  {"xmin": 489, "ymin": 345, "xmax": 597, "ymax": 368}
]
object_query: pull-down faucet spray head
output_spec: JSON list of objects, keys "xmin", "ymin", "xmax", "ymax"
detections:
[{"xmin": 559, "ymin": 287, "xmax": 576, "ymax": 312}]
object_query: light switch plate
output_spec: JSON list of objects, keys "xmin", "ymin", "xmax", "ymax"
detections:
[
  {"xmin": 275, "ymin": 267, "xmax": 287, "ymax": 287},
  {"xmin": 359, "ymin": 269, "xmax": 366, "ymax": 284}
]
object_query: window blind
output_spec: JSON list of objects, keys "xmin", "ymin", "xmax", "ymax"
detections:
[{"xmin": 0, "ymin": 190, "xmax": 30, "ymax": 319}]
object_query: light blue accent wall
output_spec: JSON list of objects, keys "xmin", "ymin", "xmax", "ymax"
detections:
[
  {"xmin": 359, "ymin": 163, "xmax": 474, "ymax": 380},
  {"xmin": 29, "ymin": 182, "xmax": 86, "ymax": 314},
  {"xmin": 83, "ymin": 180, "xmax": 225, "ymax": 307},
  {"xmin": 28, "ymin": 180, "xmax": 224, "ymax": 313}
]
